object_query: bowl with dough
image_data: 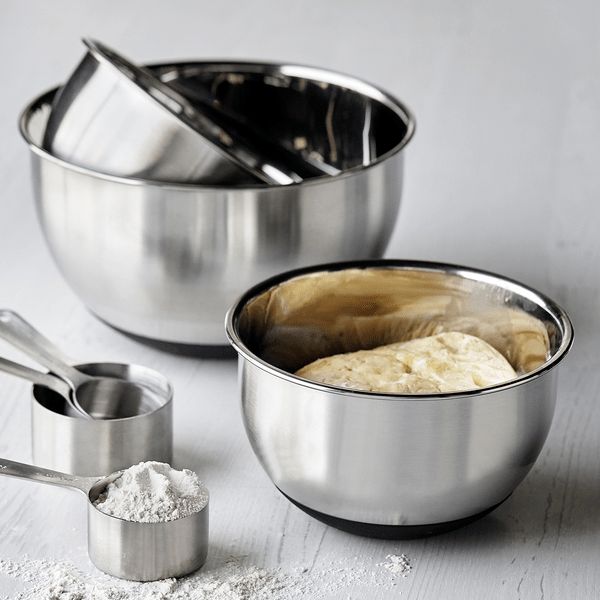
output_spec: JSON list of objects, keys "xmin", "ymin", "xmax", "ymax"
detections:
[{"xmin": 225, "ymin": 260, "xmax": 573, "ymax": 538}]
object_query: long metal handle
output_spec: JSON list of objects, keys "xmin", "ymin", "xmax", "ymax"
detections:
[
  {"xmin": 0, "ymin": 457, "xmax": 96, "ymax": 494},
  {"xmin": 0, "ymin": 310, "xmax": 87, "ymax": 389},
  {"xmin": 0, "ymin": 356, "xmax": 71, "ymax": 396}
]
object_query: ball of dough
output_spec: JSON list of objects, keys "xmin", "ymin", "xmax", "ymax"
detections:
[{"xmin": 295, "ymin": 331, "xmax": 517, "ymax": 394}]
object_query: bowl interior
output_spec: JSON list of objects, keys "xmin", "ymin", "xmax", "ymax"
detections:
[
  {"xmin": 233, "ymin": 264, "xmax": 570, "ymax": 380},
  {"xmin": 155, "ymin": 62, "xmax": 412, "ymax": 172},
  {"xmin": 23, "ymin": 62, "xmax": 413, "ymax": 183}
]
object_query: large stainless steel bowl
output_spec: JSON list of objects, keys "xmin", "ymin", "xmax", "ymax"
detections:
[
  {"xmin": 20, "ymin": 62, "xmax": 414, "ymax": 352},
  {"xmin": 226, "ymin": 261, "xmax": 573, "ymax": 537}
]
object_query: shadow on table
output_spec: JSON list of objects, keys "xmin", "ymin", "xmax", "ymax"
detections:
[{"xmin": 403, "ymin": 463, "xmax": 600, "ymax": 552}]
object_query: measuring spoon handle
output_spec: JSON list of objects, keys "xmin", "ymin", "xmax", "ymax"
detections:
[
  {"xmin": 0, "ymin": 458, "xmax": 96, "ymax": 494},
  {"xmin": 0, "ymin": 356, "xmax": 70, "ymax": 396},
  {"xmin": 0, "ymin": 310, "xmax": 87, "ymax": 388}
]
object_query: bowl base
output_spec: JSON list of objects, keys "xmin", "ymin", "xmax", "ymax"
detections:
[
  {"xmin": 94, "ymin": 314, "xmax": 236, "ymax": 359},
  {"xmin": 280, "ymin": 489, "xmax": 510, "ymax": 539}
]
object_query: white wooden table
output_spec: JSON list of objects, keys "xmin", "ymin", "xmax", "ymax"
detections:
[{"xmin": 0, "ymin": 1, "xmax": 598, "ymax": 597}]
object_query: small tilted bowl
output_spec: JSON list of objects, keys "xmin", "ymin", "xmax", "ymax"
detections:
[
  {"xmin": 19, "ymin": 61, "xmax": 414, "ymax": 351},
  {"xmin": 43, "ymin": 40, "xmax": 303, "ymax": 186},
  {"xmin": 225, "ymin": 260, "xmax": 573, "ymax": 538}
]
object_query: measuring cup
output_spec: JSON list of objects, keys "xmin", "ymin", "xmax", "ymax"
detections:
[
  {"xmin": 0, "ymin": 457, "xmax": 209, "ymax": 581},
  {"xmin": 0, "ymin": 310, "xmax": 173, "ymax": 474},
  {"xmin": 32, "ymin": 362, "xmax": 173, "ymax": 475}
]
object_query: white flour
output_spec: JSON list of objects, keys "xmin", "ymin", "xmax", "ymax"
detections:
[
  {"xmin": 93, "ymin": 462, "xmax": 208, "ymax": 523},
  {"xmin": 0, "ymin": 558, "xmax": 290, "ymax": 600},
  {"xmin": 0, "ymin": 553, "xmax": 412, "ymax": 599},
  {"xmin": 380, "ymin": 554, "xmax": 412, "ymax": 577}
]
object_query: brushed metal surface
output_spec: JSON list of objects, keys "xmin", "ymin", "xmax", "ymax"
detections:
[
  {"xmin": 31, "ymin": 363, "xmax": 172, "ymax": 476},
  {"xmin": 87, "ymin": 477, "xmax": 209, "ymax": 581},
  {"xmin": 226, "ymin": 261, "xmax": 573, "ymax": 527},
  {"xmin": 0, "ymin": 458, "xmax": 208, "ymax": 581},
  {"xmin": 20, "ymin": 62, "xmax": 414, "ymax": 346}
]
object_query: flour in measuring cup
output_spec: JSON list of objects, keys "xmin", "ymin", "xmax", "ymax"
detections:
[{"xmin": 93, "ymin": 461, "xmax": 208, "ymax": 523}]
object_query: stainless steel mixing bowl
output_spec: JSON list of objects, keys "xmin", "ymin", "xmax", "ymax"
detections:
[
  {"xmin": 226, "ymin": 261, "xmax": 573, "ymax": 538},
  {"xmin": 19, "ymin": 62, "xmax": 414, "ymax": 351}
]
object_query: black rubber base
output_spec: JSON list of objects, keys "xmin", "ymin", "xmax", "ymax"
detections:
[
  {"xmin": 95, "ymin": 315, "xmax": 237, "ymax": 359},
  {"xmin": 281, "ymin": 490, "xmax": 509, "ymax": 539}
]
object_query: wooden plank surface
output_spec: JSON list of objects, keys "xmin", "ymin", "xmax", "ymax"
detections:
[{"xmin": 0, "ymin": 0, "xmax": 598, "ymax": 597}]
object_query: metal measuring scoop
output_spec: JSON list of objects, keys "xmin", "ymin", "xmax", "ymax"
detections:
[
  {"xmin": 0, "ymin": 457, "xmax": 208, "ymax": 581},
  {"xmin": 0, "ymin": 355, "xmax": 72, "ymax": 398},
  {"xmin": 0, "ymin": 310, "xmax": 155, "ymax": 419}
]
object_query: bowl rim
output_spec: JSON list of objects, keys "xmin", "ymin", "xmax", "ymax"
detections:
[
  {"xmin": 225, "ymin": 259, "xmax": 574, "ymax": 400},
  {"xmin": 18, "ymin": 59, "xmax": 415, "ymax": 191}
]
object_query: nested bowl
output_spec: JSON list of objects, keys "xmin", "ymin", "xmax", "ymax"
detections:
[
  {"xmin": 226, "ymin": 260, "xmax": 573, "ymax": 537},
  {"xmin": 43, "ymin": 40, "xmax": 296, "ymax": 186},
  {"xmin": 19, "ymin": 62, "xmax": 414, "ymax": 351}
]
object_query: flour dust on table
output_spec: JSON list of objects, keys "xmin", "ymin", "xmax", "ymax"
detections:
[
  {"xmin": 380, "ymin": 554, "xmax": 412, "ymax": 578},
  {"xmin": 0, "ymin": 553, "xmax": 413, "ymax": 599}
]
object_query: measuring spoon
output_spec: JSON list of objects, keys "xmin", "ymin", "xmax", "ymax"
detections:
[
  {"xmin": 0, "ymin": 355, "xmax": 73, "ymax": 398},
  {"xmin": 0, "ymin": 310, "xmax": 154, "ymax": 419},
  {"xmin": 0, "ymin": 457, "xmax": 208, "ymax": 581}
]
